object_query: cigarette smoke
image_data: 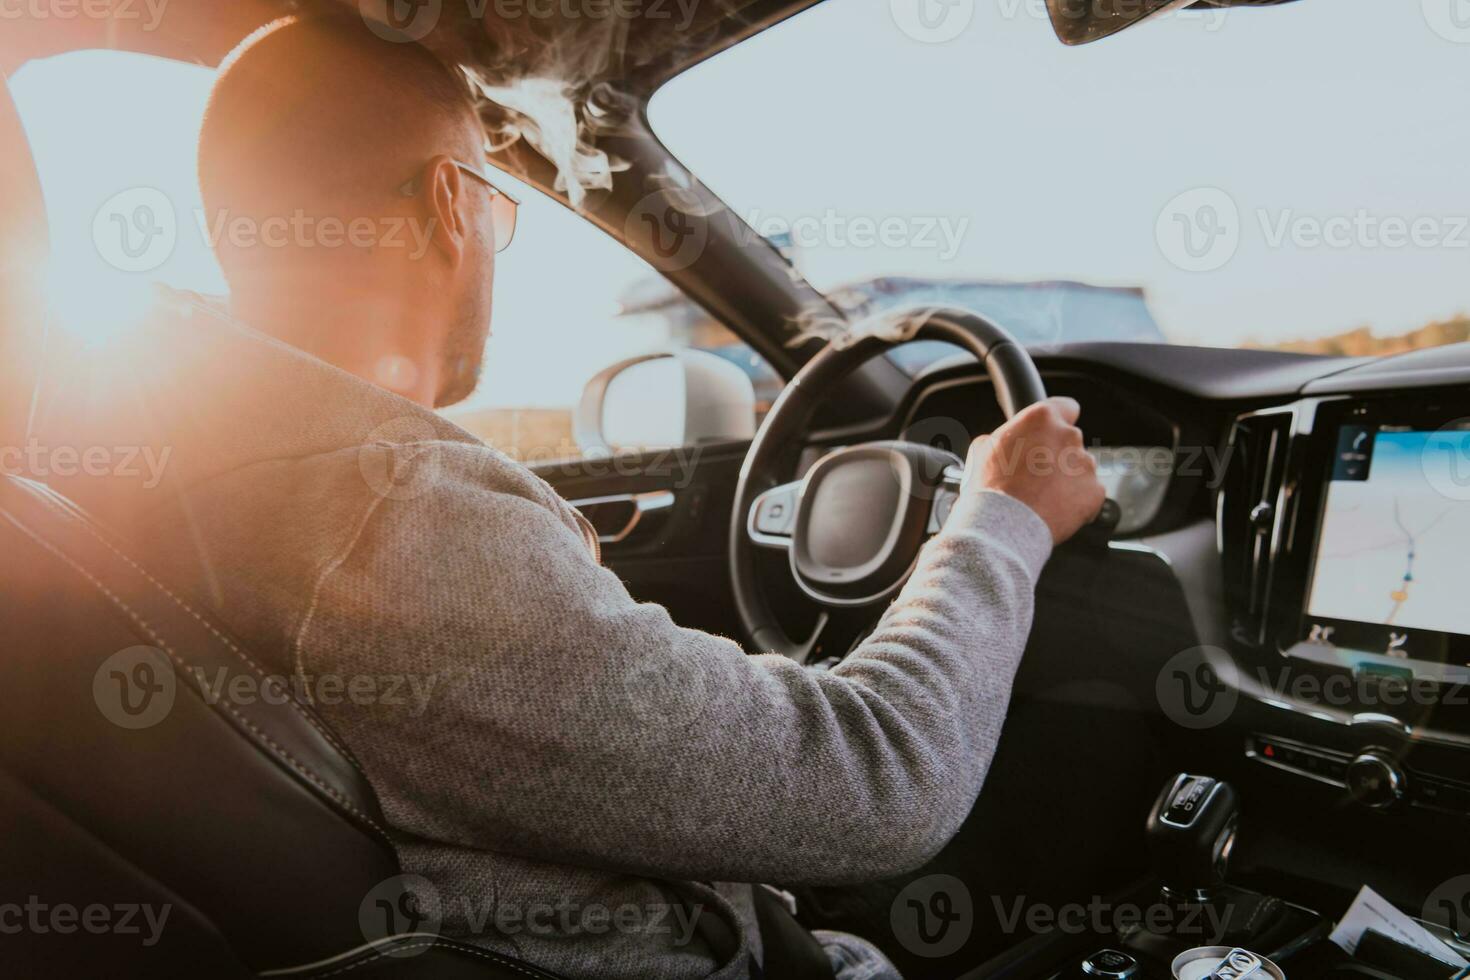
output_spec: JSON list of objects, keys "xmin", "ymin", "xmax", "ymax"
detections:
[
  {"xmin": 342, "ymin": 0, "xmax": 724, "ymax": 210},
  {"xmin": 472, "ymin": 75, "xmax": 623, "ymax": 208},
  {"xmin": 787, "ymin": 305, "xmax": 938, "ymax": 350}
]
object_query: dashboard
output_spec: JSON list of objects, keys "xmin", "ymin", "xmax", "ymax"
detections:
[
  {"xmin": 878, "ymin": 341, "xmax": 1470, "ymax": 841},
  {"xmin": 767, "ymin": 338, "xmax": 1470, "ymax": 951},
  {"xmin": 899, "ymin": 371, "xmax": 1183, "ymax": 536}
]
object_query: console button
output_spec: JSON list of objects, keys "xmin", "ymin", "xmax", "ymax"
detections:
[
  {"xmin": 1412, "ymin": 777, "xmax": 1449, "ymax": 809},
  {"xmin": 1440, "ymin": 783, "xmax": 1470, "ymax": 813},
  {"xmin": 1412, "ymin": 776, "xmax": 1470, "ymax": 814},
  {"xmin": 1251, "ymin": 736, "xmax": 1356, "ymax": 786},
  {"xmin": 1082, "ymin": 949, "xmax": 1138, "ymax": 978}
]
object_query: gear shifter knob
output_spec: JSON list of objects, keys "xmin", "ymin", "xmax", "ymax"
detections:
[{"xmin": 1146, "ymin": 774, "xmax": 1240, "ymax": 903}]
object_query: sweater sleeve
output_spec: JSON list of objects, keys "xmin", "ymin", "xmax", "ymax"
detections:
[{"xmin": 299, "ymin": 445, "xmax": 1052, "ymax": 886}]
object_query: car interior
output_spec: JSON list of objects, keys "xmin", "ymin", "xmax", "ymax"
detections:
[{"xmin": 3, "ymin": 1, "xmax": 1470, "ymax": 978}]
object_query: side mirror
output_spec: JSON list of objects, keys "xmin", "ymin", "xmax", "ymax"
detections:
[{"xmin": 574, "ymin": 350, "xmax": 756, "ymax": 456}]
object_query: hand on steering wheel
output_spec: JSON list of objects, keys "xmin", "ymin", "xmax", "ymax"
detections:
[
  {"xmin": 964, "ymin": 395, "xmax": 1106, "ymax": 545},
  {"xmin": 729, "ymin": 307, "xmax": 1111, "ymax": 661}
]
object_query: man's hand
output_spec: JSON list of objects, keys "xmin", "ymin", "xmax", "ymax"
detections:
[{"xmin": 963, "ymin": 396, "xmax": 1106, "ymax": 545}]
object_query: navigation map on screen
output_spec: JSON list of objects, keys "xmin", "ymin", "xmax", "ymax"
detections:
[{"xmin": 1307, "ymin": 426, "xmax": 1470, "ymax": 639}]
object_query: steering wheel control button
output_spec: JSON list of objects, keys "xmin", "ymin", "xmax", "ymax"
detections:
[
  {"xmin": 1081, "ymin": 949, "xmax": 1138, "ymax": 978},
  {"xmin": 749, "ymin": 483, "xmax": 801, "ymax": 545},
  {"xmin": 1346, "ymin": 751, "xmax": 1405, "ymax": 809},
  {"xmin": 755, "ymin": 490, "xmax": 796, "ymax": 535}
]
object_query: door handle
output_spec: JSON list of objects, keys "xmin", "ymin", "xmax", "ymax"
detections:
[{"xmin": 569, "ymin": 491, "xmax": 675, "ymax": 544}]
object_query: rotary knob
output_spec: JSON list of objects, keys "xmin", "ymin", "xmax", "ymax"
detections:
[
  {"xmin": 1082, "ymin": 949, "xmax": 1138, "ymax": 978},
  {"xmin": 1346, "ymin": 751, "xmax": 1405, "ymax": 809}
]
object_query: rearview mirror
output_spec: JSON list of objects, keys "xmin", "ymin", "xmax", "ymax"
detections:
[
  {"xmin": 1046, "ymin": 0, "xmax": 1193, "ymax": 45},
  {"xmin": 574, "ymin": 350, "xmax": 756, "ymax": 456}
]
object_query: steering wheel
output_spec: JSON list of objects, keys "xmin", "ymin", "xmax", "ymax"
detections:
[{"xmin": 729, "ymin": 308, "xmax": 1049, "ymax": 661}]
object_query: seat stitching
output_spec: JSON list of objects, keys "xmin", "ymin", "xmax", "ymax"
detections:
[
  {"xmin": 30, "ymin": 485, "xmax": 360, "ymax": 762},
  {"xmin": 7, "ymin": 512, "xmax": 395, "ymax": 848},
  {"xmin": 26, "ymin": 485, "xmax": 363, "ymax": 766},
  {"xmin": 306, "ymin": 939, "xmax": 549, "ymax": 979}
]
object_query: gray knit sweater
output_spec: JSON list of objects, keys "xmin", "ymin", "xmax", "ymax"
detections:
[{"xmin": 41, "ymin": 302, "xmax": 1053, "ymax": 979}]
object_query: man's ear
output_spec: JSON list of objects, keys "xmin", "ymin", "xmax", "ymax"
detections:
[{"xmin": 419, "ymin": 155, "xmax": 469, "ymax": 267}]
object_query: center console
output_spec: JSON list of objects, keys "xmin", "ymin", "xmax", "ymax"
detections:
[
  {"xmin": 1216, "ymin": 392, "xmax": 1470, "ymax": 813},
  {"xmin": 965, "ymin": 774, "xmax": 1467, "ymax": 979},
  {"xmin": 1045, "ymin": 775, "xmax": 1322, "ymax": 979},
  {"xmin": 955, "ymin": 390, "xmax": 1470, "ymax": 979}
]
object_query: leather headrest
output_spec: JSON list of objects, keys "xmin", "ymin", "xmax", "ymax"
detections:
[{"xmin": 0, "ymin": 73, "xmax": 49, "ymax": 452}]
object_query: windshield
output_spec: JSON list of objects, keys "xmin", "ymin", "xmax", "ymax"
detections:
[{"xmin": 650, "ymin": 0, "xmax": 1470, "ymax": 355}]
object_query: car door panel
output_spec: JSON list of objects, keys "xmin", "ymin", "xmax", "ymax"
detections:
[{"xmin": 532, "ymin": 441, "xmax": 749, "ymax": 639}]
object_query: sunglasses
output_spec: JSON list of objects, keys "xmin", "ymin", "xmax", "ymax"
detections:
[{"xmin": 399, "ymin": 159, "xmax": 519, "ymax": 253}]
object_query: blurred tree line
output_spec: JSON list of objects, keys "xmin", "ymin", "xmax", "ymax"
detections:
[{"xmin": 1257, "ymin": 315, "xmax": 1470, "ymax": 356}]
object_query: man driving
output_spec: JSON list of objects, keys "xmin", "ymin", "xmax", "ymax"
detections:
[{"xmin": 54, "ymin": 11, "xmax": 1105, "ymax": 979}]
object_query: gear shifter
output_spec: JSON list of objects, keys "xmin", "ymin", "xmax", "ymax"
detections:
[
  {"xmin": 1146, "ymin": 774, "xmax": 1240, "ymax": 903},
  {"xmin": 1055, "ymin": 774, "xmax": 1326, "ymax": 977}
]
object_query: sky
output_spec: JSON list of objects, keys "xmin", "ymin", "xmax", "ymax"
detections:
[
  {"xmin": 651, "ymin": 0, "xmax": 1470, "ymax": 347},
  {"xmin": 10, "ymin": 0, "xmax": 1470, "ymax": 413}
]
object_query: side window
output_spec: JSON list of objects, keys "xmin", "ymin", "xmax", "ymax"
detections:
[
  {"xmin": 440, "ymin": 178, "xmax": 781, "ymax": 463},
  {"xmin": 11, "ymin": 52, "xmax": 780, "ymax": 465}
]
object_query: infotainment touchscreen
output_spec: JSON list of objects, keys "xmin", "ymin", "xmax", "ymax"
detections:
[{"xmin": 1303, "ymin": 424, "xmax": 1470, "ymax": 668}]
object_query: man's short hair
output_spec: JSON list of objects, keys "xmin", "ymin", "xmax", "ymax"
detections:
[{"xmin": 199, "ymin": 12, "xmax": 482, "ymax": 234}]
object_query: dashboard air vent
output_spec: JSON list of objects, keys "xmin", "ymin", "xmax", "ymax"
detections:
[{"xmin": 1219, "ymin": 411, "xmax": 1294, "ymax": 647}]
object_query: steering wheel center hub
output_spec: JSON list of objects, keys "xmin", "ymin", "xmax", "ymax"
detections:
[{"xmin": 791, "ymin": 441, "xmax": 961, "ymax": 606}]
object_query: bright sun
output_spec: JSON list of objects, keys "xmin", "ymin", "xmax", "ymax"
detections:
[{"xmin": 10, "ymin": 50, "xmax": 224, "ymax": 344}]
